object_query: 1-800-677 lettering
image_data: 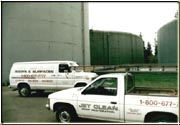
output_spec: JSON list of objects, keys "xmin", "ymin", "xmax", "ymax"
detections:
[{"xmin": 140, "ymin": 100, "xmax": 178, "ymax": 107}]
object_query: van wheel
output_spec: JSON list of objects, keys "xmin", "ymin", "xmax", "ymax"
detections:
[
  {"xmin": 74, "ymin": 83, "xmax": 87, "ymax": 87},
  {"xmin": 56, "ymin": 106, "xmax": 76, "ymax": 123},
  {"xmin": 18, "ymin": 85, "xmax": 31, "ymax": 97}
]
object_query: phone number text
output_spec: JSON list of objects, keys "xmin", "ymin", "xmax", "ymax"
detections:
[{"xmin": 140, "ymin": 100, "xmax": 178, "ymax": 107}]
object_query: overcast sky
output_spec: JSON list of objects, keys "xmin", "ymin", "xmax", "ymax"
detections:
[{"xmin": 88, "ymin": 2, "xmax": 178, "ymax": 52}]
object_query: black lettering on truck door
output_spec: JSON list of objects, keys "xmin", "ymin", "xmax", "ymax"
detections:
[{"xmin": 78, "ymin": 78, "xmax": 120, "ymax": 120}]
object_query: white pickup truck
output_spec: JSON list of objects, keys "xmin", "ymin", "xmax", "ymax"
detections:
[{"xmin": 46, "ymin": 73, "xmax": 178, "ymax": 123}]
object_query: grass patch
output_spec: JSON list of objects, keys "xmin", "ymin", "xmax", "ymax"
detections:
[{"xmin": 133, "ymin": 72, "xmax": 177, "ymax": 89}]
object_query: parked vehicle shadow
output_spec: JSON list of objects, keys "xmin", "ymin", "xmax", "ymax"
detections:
[{"xmin": 29, "ymin": 91, "xmax": 52, "ymax": 97}]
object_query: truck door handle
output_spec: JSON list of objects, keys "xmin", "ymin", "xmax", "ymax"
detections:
[{"xmin": 110, "ymin": 102, "xmax": 117, "ymax": 104}]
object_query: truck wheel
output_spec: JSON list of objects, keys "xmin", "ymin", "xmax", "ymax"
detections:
[
  {"xmin": 56, "ymin": 106, "xmax": 76, "ymax": 123},
  {"xmin": 147, "ymin": 114, "xmax": 177, "ymax": 123},
  {"xmin": 18, "ymin": 85, "xmax": 31, "ymax": 97}
]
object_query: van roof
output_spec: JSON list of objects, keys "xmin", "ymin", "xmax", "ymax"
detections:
[{"xmin": 13, "ymin": 61, "xmax": 79, "ymax": 66}]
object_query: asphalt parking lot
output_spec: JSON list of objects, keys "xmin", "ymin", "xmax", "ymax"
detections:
[
  {"xmin": 2, "ymin": 87, "xmax": 56, "ymax": 123},
  {"xmin": 2, "ymin": 86, "xmax": 108, "ymax": 123}
]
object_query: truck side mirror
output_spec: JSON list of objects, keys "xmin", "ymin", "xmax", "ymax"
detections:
[
  {"xmin": 81, "ymin": 85, "xmax": 96, "ymax": 95},
  {"xmin": 82, "ymin": 88, "xmax": 90, "ymax": 95},
  {"xmin": 81, "ymin": 90, "xmax": 86, "ymax": 95}
]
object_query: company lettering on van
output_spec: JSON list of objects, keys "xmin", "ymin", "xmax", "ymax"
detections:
[
  {"xmin": 15, "ymin": 70, "xmax": 27, "ymax": 73},
  {"xmin": 32, "ymin": 70, "xmax": 54, "ymax": 73},
  {"xmin": 21, "ymin": 74, "xmax": 46, "ymax": 79},
  {"xmin": 15, "ymin": 70, "xmax": 54, "ymax": 73}
]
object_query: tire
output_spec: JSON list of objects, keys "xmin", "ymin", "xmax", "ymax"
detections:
[
  {"xmin": 56, "ymin": 105, "xmax": 76, "ymax": 123},
  {"xmin": 18, "ymin": 84, "xmax": 31, "ymax": 97},
  {"xmin": 147, "ymin": 114, "xmax": 177, "ymax": 123}
]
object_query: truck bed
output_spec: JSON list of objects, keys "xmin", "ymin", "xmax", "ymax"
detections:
[{"xmin": 128, "ymin": 87, "xmax": 177, "ymax": 96}]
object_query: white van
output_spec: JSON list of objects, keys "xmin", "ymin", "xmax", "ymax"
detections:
[{"xmin": 9, "ymin": 61, "xmax": 98, "ymax": 97}]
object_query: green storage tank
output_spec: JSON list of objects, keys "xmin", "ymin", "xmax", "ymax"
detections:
[
  {"xmin": 157, "ymin": 19, "xmax": 177, "ymax": 64},
  {"xmin": 90, "ymin": 30, "xmax": 144, "ymax": 65}
]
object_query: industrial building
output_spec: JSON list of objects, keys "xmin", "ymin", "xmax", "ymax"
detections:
[
  {"xmin": 90, "ymin": 30, "xmax": 144, "ymax": 65},
  {"xmin": 2, "ymin": 2, "xmax": 90, "ymax": 84},
  {"xmin": 157, "ymin": 19, "xmax": 177, "ymax": 64}
]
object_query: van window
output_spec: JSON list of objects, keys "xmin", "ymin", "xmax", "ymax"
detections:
[{"xmin": 59, "ymin": 64, "xmax": 71, "ymax": 73}]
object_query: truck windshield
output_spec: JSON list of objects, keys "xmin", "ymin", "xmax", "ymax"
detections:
[{"xmin": 125, "ymin": 75, "xmax": 134, "ymax": 93}]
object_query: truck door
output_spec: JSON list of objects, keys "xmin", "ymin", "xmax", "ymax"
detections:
[
  {"xmin": 77, "ymin": 77, "xmax": 120, "ymax": 120},
  {"xmin": 56, "ymin": 64, "xmax": 75, "ymax": 90}
]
